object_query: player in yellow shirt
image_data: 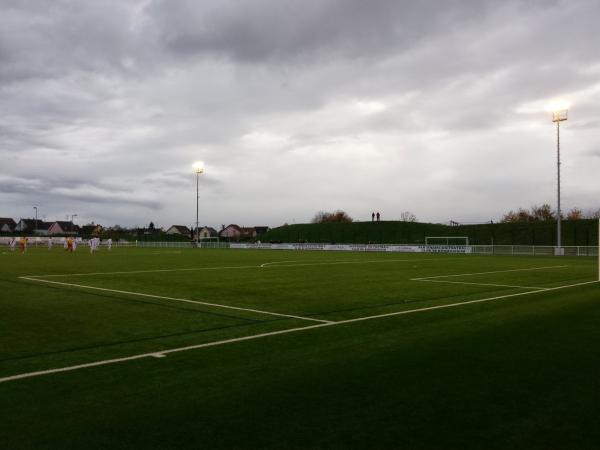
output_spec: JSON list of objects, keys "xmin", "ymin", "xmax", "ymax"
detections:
[{"xmin": 19, "ymin": 237, "xmax": 28, "ymax": 253}]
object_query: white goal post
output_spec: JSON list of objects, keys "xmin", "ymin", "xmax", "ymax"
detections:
[{"xmin": 425, "ymin": 236, "xmax": 469, "ymax": 246}]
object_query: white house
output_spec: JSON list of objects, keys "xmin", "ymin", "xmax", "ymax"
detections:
[
  {"xmin": 166, "ymin": 225, "xmax": 190, "ymax": 236},
  {"xmin": 197, "ymin": 226, "xmax": 218, "ymax": 239},
  {"xmin": 48, "ymin": 221, "xmax": 78, "ymax": 235}
]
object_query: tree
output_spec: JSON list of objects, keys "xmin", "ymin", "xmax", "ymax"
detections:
[
  {"xmin": 399, "ymin": 211, "xmax": 417, "ymax": 222},
  {"xmin": 566, "ymin": 207, "xmax": 584, "ymax": 220},
  {"xmin": 311, "ymin": 210, "xmax": 353, "ymax": 223},
  {"xmin": 501, "ymin": 208, "xmax": 530, "ymax": 223},
  {"xmin": 530, "ymin": 204, "xmax": 555, "ymax": 221},
  {"xmin": 149, "ymin": 222, "xmax": 155, "ymax": 231},
  {"xmin": 501, "ymin": 204, "xmax": 558, "ymax": 223}
]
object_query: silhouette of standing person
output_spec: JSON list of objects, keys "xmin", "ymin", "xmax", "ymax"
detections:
[
  {"xmin": 372, "ymin": 212, "xmax": 375, "ymax": 222},
  {"xmin": 376, "ymin": 212, "xmax": 381, "ymax": 222}
]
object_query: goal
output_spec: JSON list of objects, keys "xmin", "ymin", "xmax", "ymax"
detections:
[
  {"xmin": 425, "ymin": 236, "xmax": 469, "ymax": 246},
  {"xmin": 197, "ymin": 236, "xmax": 221, "ymax": 248}
]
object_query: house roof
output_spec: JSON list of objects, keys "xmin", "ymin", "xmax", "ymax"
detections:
[
  {"xmin": 52, "ymin": 221, "xmax": 78, "ymax": 231},
  {"xmin": 169, "ymin": 225, "xmax": 190, "ymax": 234},
  {"xmin": 19, "ymin": 218, "xmax": 52, "ymax": 230},
  {"xmin": 223, "ymin": 224, "xmax": 241, "ymax": 231},
  {"xmin": 0, "ymin": 218, "xmax": 16, "ymax": 228},
  {"xmin": 254, "ymin": 226, "xmax": 269, "ymax": 233}
]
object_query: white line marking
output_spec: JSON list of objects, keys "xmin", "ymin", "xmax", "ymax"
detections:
[
  {"xmin": 22, "ymin": 265, "xmax": 261, "ymax": 278},
  {"xmin": 414, "ymin": 280, "xmax": 546, "ymax": 290},
  {"xmin": 411, "ymin": 265, "xmax": 569, "ymax": 281},
  {"xmin": 2, "ymin": 279, "xmax": 597, "ymax": 384},
  {"xmin": 260, "ymin": 260, "xmax": 301, "ymax": 267},
  {"xmin": 337, "ymin": 281, "xmax": 598, "ymax": 324},
  {"xmin": 19, "ymin": 276, "xmax": 333, "ymax": 324},
  {"xmin": 22, "ymin": 257, "xmax": 438, "ymax": 279},
  {"xmin": 260, "ymin": 258, "xmax": 438, "ymax": 269}
]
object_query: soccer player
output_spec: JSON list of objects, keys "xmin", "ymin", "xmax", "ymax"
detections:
[
  {"xmin": 48, "ymin": 238, "xmax": 53, "ymax": 250},
  {"xmin": 66, "ymin": 237, "xmax": 73, "ymax": 252},
  {"xmin": 9, "ymin": 237, "xmax": 16, "ymax": 252},
  {"xmin": 90, "ymin": 237, "xmax": 99, "ymax": 254},
  {"xmin": 107, "ymin": 238, "xmax": 112, "ymax": 251},
  {"xmin": 19, "ymin": 236, "xmax": 27, "ymax": 253},
  {"xmin": 72, "ymin": 238, "xmax": 78, "ymax": 252}
]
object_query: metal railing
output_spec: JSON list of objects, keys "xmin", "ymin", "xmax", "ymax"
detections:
[{"xmin": 5, "ymin": 238, "xmax": 595, "ymax": 256}]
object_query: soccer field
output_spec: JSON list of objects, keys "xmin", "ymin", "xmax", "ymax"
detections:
[{"xmin": 1, "ymin": 247, "xmax": 600, "ymax": 449}]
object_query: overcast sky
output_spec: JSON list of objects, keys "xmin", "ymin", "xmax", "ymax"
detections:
[{"xmin": 1, "ymin": 0, "xmax": 599, "ymax": 229}]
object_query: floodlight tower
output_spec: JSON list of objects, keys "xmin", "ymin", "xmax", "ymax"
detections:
[
  {"xmin": 33, "ymin": 206, "xmax": 38, "ymax": 234},
  {"xmin": 551, "ymin": 103, "xmax": 568, "ymax": 256},
  {"xmin": 193, "ymin": 161, "xmax": 204, "ymax": 245}
]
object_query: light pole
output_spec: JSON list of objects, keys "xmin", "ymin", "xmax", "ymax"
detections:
[
  {"xmin": 550, "ymin": 103, "xmax": 568, "ymax": 256},
  {"xmin": 33, "ymin": 206, "xmax": 38, "ymax": 234},
  {"xmin": 71, "ymin": 214, "xmax": 77, "ymax": 234},
  {"xmin": 193, "ymin": 161, "xmax": 204, "ymax": 245}
]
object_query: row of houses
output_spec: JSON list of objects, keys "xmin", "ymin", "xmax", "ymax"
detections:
[
  {"xmin": 1, "ymin": 217, "xmax": 268, "ymax": 241},
  {"xmin": 166, "ymin": 224, "xmax": 269, "ymax": 240},
  {"xmin": 0, "ymin": 218, "xmax": 102, "ymax": 236}
]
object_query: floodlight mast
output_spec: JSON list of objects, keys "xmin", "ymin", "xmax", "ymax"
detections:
[
  {"xmin": 193, "ymin": 162, "xmax": 204, "ymax": 245},
  {"xmin": 552, "ymin": 107, "xmax": 567, "ymax": 255}
]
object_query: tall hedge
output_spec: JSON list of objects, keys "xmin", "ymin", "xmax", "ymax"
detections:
[{"xmin": 261, "ymin": 219, "xmax": 599, "ymax": 246}]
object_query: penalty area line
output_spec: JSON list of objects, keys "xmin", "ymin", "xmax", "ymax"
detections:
[
  {"xmin": 1, "ymin": 279, "xmax": 597, "ymax": 384},
  {"xmin": 19, "ymin": 276, "xmax": 333, "ymax": 325},
  {"xmin": 413, "ymin": 280, "xmax": 546, "ymax": 290},
  {"xmin": 411, "ymin": 265, "xmax": 569, "ymax": 281}
]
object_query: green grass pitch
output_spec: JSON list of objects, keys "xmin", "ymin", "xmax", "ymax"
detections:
[{"xmin": 1, "ymin": 246, "xmax": 600, "ymax": 449}]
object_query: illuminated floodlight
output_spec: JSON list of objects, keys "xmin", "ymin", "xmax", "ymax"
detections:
[
  {"xmin": 193, "ymin": 161, "xmax": 205, "ymax": 244},
  {"xmin": 193, "ymin": 161, "xmax": 205, "ymax": 174},
  {"xmin": 546, "ymin": 100, "xmax": 570, "ymax": 122},
  {"xmin": 546, "ymin": 101, "xmax": 571, "ymax": 255}
]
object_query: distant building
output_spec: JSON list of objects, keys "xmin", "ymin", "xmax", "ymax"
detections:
[
  {"xmin": 219, "ymin": 224, "xmax": 242, "ymax": 240},
  {"xmin": 80, "ymin": 224, "xmax": 103, "ymax": 236},
  {"xmin": 15, "ymin": 218, "xmax": 53, "ymax": 235},
  {"xmin": 197, "ymin": 226, "xmax": 218, "ymax": 239},
  {"xmin": 253, "ymin": 226, "xmax": 270, "ymax": 235},
  {"xmin": 220, "ymin": 224, "xmax": 266, "ymax": 241},
  {"xmin": 0, "ymin": 218, "xmax": 16, "ymax": 232},
  {"xmin": 166, "ymin": 225, "xmax": 191, "ymax": 236},
  {"xmin": 48, "ymin": 221, "xmax": 79, "ymax": 235}
]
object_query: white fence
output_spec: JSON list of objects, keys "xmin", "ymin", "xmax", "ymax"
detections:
[
  {"xmin": 2, "ymin": 237, "xmax": 596, "ymax": 256},
  {"xmin": 230, "ymin": 243, "xmax": 598, "ymax": 256}
]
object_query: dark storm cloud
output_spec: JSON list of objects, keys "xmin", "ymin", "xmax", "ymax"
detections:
[
  {"xmin": 1, "ymin": 0, "xmax": 599, "ymax": 226},
  {"xmin": 150, "ymin": 0, "xmax": 492, "ymax": 62}
]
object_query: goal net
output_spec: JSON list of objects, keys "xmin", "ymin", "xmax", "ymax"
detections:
[{"xmin": 197, "ymin": 237, "xmax": 222, "ymax": 249}]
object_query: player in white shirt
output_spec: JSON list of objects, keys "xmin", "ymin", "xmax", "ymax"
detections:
[
  {"xmin": 48, "ymin": 238, "xmax": 53, "ymax": 250},
  {"xmin": 72, "ymin": 238, "xmax": 78, "ymax": 252},
  {"xmin": 107, "ymin": 238, "xmax": 112, "ymax": 251},
  {"xmin": 90, "ymin": 237, "xmax": 100, "ymax": 254},
  {"xmin": 9, "ymin": 237, "xmax": 16, "ymax": 251}
]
